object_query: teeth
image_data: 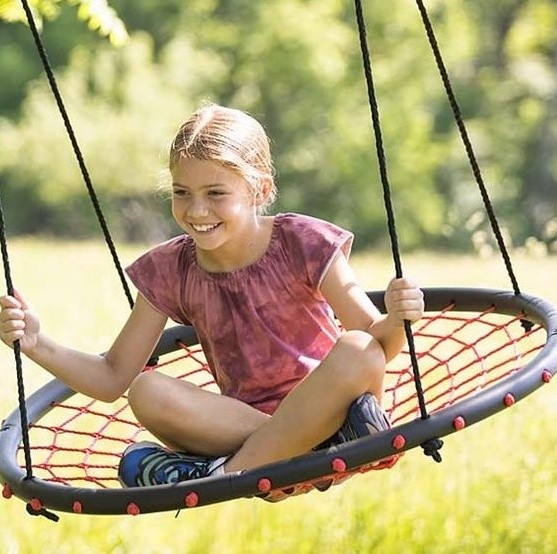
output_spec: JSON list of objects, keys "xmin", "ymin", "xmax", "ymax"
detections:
[{"xmin": 191, "ymin": 223, "xmax": 219, "ymax": 232}]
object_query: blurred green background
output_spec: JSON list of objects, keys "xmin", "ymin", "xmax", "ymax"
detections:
[
  {"xmin": 1, "ymin": 2, "xmax": 557, "ymax": 552},
  {"xmin": 1, "ymin": 0, "xmax": 556, "ymax": 254}
]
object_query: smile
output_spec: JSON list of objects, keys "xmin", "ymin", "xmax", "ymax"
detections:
[{"xmin": 191, "ymin": 223, "xmax": 220, "ymax": 233}]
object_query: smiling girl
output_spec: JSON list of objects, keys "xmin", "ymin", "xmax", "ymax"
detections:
[{"xmin": 0, "ymin": 104, "xmax": 424, "ymax": 490}]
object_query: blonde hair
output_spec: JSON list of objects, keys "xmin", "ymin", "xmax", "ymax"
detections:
[{"xmin": 170, "ymin": 104, "xmax": 277, "ymax": 213}]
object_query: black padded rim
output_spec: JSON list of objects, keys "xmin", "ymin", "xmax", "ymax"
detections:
[{"xmin": 0, "ymin": 287, "xmax": 555, "ymax": 515}]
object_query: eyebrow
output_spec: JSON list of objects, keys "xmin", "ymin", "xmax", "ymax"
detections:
[{"xmin": 171, "ymin": 182, "xmax": 228, "ymax": 189}]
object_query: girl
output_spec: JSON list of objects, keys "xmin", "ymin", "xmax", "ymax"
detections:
[{"xmin": 0, "ymin": 104, "xmax": 424, "ymax": 490}]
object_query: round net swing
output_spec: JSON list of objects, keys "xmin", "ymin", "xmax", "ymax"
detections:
[
  {"xmin": 0, "ymin": 288, "xmax": 555, "ymax": 516},
  {"xmin": 1, "ymin": 0, "xmax": 556, "ymax": 519}
]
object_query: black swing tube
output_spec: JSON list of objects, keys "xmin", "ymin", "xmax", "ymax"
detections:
[{"xmin": 0, "ymin": 288, "xmax": 556, "ymax": 516}]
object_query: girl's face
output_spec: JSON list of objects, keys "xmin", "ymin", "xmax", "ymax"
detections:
[{"xmin": 171, "ymin": 157, "xmax": 261, "ymax": 266}]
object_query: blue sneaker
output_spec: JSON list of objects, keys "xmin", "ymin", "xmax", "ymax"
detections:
[
  {"xmin": 317, "ymin": 393, "xmax": 391, "ymax": 449},
  {"xmin": 118, "ymin": 441, "xmax": 227, "ymax": 487}
]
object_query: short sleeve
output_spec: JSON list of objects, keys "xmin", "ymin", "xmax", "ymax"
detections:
[
  {"xmin": 279, "ymin": 213, "xmax": 353, "ymax": 289},
  {"xmin": 125, "ymin": 236, "xmax": 191, "ymax": 324}
]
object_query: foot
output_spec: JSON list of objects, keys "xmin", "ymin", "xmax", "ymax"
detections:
[
  {"xmin": 118, "ymin": 441, "xmax": 227, "ymax": 487},
  {"xmin": 317, "ymin": 393, "xmax": 391, "ymax": 449}
]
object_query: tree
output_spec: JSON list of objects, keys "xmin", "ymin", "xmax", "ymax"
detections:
[
  {"xmin": 0, "ymin": 0, "xmax": 555, "ymax": 252},
  {"xmin": 0, "ymin": 0, "xmax": 128, "ymax": 46}
]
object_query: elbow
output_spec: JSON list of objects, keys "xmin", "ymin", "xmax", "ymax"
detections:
[
  {"xmin": 92, "ymin": 375, "xmax": 132, "ymax": 403},
  {"xmin": 91, "ymin": 384, "xmax": 126, "ymax": 403},
  {"xmin": 96, "ymin": 390, "xmax": 125, "ymax": 404},
  {"xmin": 102, "ymin": 375, "xmax": 135, "ymax": 403},
  {"xmin": 96, "ymin": 355, "xmax": 135, "ymax": 403}
]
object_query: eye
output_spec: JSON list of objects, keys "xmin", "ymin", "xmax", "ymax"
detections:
[{"xmin": 172, "ymin": 188, "xmax": 189, "ymax": 197}]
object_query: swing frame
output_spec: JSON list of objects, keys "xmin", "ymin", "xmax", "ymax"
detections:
[{"xmin": 1, "ymin": 287, "xmax": 555, "ymax": 516}]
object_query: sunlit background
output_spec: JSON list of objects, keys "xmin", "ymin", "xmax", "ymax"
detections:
[{"xmin": 0, "ymin": 1, "xmax": 556, "ymax": 552}]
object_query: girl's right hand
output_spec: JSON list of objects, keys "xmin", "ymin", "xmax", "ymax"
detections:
[{"xmin": 0, "ymin": 293, "xmax": 40, "ymax": 352}]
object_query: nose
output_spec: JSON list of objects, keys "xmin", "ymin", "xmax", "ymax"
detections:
[{"xmin": 186, "ymin": 196, "xmax": 209, "ymax": 218}]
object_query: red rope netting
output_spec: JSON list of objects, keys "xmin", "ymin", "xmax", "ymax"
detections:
[{"xmin": 18, "ymin": 306, "xmax": 545, "ymax": 489}]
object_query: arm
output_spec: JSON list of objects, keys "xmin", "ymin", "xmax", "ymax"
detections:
[
  {"xmin": 320, "ymin": 253, "xmax": 424, "ymax": 362},
  {"xmin": 0, "ymin": 292, "xmax": 167, "ymax": 402}
]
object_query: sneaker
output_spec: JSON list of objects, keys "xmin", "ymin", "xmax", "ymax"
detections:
[
  {"xmin": 317, "ymin": 393, "xmax": 391, "ymax": 449},
  {"xmin": 118, "ymin": 441, "xmax": 227, "ymax": 487}
]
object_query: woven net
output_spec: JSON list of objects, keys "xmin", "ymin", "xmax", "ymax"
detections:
[{"xmin": 15, "ymin": 304, "xmax": 545, "ymax": 490}]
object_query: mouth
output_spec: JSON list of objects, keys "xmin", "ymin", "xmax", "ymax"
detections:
[{"xmin": 190, "ymin": 222, "xmax": 221, "ymax": 233}]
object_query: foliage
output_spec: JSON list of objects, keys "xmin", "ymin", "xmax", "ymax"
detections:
[
  {"xmin": 0, "ymin": 0, "xmax": 555, "ymax": 252},
  {"xmin": 0, "ymin": 32, "xmax": 218, "ymax": 241},
  {"xmin": 0, "ymin": 0, "xmax": 128, "ymax": 45}
]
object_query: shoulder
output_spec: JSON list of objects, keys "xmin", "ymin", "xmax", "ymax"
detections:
[
  {"xmin": 276, "ymin": 212, "xmax": 338, "ymax": 232},
  {"xmin": 144, "ymin": 234, "xmax": 191, "ymax": 258},
  {"xmin": 132, "ymin": 234, "xmax": 191, "ymax": 265},
  {"xmin": 276, "ymin": 212, "xmax": 353, "ymax": 252},
  {"xmin": 274, "ymin": 213, "xmax": 354, "ymax": 289},
  {"xmin": 275, "ymin": 212, "xmax": 348, "ymax": 237},
  {"xmin": 125, "ymin": 234, "xmax": 193, "ymax": 324},
  {"xmin": 126, "ymin": 234, "xmax": 193, "ymax": 280}
]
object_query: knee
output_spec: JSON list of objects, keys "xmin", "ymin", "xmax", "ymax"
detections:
[
  {"xmin": 336, "ymin": 330, "xmax": 386, "ymax": 368},
  {"xmin": 333, "ymin": 330, "xmax": 386, "ymax": 392},
  {"xmin": 127, "ymin": 371, "xmax": 170, "ymax": 423},
  {"xmin": 128, "ymin": 371, "xmax": 157, "ymax": 407}
]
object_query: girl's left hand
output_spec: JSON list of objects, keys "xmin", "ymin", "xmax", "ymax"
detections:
[{"xmin": 384, "ymin": 277, "xmax": 424, "ymax": 326}]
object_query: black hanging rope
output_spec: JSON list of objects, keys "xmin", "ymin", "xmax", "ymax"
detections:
[
  {"xmin": 352, "ymin": 2, "xmax": 434, "ymax": 437},
  {"xmin": 414, "ymin": 0, "xmax": 522, "ymax": 297},
  {"xmin": 18, "ymin": 0, "xmax": 134, "ymax": 310},
  {"xmin": 0, "ymin": 188, "xmax": 33, "ymax": 480},
  {"xmin": 1, "ymin": 187, "xmax": 61, "ymax": 521},
  {"xmin": 353, "ymin": 3, "xmax": 403, "ymax": 280},
  {"xmin": 0, "ymin": 1, "xmax": 134, "ymax": 521}
]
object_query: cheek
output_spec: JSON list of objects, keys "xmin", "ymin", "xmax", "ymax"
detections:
[
  {"xmin": 216, "ymin": 195, "xmax": 256, "ymax": 216},
  {"xmin": 171, "ymin": 199, "xmax": 185, "ymax": 222}
]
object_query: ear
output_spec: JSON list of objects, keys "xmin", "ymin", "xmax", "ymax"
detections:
[{"xmin": 254, "ymin": 177, "xmax": 273, "ymax": 207}]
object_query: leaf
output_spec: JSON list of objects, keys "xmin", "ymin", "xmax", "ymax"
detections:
[
  {"xmin": 71, "ymin": 0, "xmax": 129, "ymax": 46},
  {"xmin": 0, "ymin": 0, "xmax": 128, "ymax": 45},
  {"xmin": 0, "ymin": 0, "xmax": 19, "ymax": 21},
  {"xmin": 0, "ymin": 0, "xmax": 30, "ymax": 24}
]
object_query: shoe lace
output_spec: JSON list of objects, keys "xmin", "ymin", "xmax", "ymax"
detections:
[{"xmin": 140, "ymin": 450, "xmax": 212, "ymax": 486}]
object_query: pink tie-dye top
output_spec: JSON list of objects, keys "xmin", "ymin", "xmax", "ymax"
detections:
[{"xmin": 126, "ymin": 213, "xmax": 353, "ymax": 415}]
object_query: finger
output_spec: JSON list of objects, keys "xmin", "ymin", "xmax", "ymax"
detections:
[
  {"xmin": 0, "ymin": 307, "xmax": 27, "ymax": 326},
  {"xmin": 1, "ymin": 313, "xmax": 26, "ymax": 334},
  {"xmin": 0, "ymin": 308, "xmax": 22, "ymax": 324},
  {"xmin": 390, "ymin": 295, "xmax": 424, "ymax": 312},
  {"xmin": 388, "ymin": 277, "xmax": 419, "ymax": 291},
  {"xmin": 0, "ymin": 295, "xmax": 21, "ymax": 310},
  {"xmin": 1, "ymin": 329, "xmax": 25, "ymax": 346},
  {"xmin": 398, "ymin": 279, "xmax": 420, "ymax": 292},
  {"xmin": 12, "ymin": 289, "xmax": 29, "ymax": 310},
  {"xmin": 402, "ymin": 301, "xmax": 425, "ymax": 319},
  {"xmin": 389, "ymin": 291, "xmax": 423, "ymax": 306},
  {"xmin": 1, "ymin": 316, "xmax": 26, "ymax": 331}
]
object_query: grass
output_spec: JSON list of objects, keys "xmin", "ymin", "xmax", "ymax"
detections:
[{"xmin": 0, "ymin": 239, "xmax": 556, "ymax": 553}]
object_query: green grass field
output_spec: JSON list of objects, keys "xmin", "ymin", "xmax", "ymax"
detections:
[{"xmin": 0, "ymin": 239, "xmax": 556, "ymax": 553}]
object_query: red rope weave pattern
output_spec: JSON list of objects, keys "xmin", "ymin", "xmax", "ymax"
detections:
[{"xmin": 19, "ymin": 307, "xmax": 545, "ymax": 489}]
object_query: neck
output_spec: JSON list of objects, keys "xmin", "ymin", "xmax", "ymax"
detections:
[{"xmin": 195, "ymin": 216, "xmax": 274, "ymax": 273}]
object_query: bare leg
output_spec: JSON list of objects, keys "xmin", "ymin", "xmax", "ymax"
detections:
[
  {"xmin": 128, "ymin": 329, "xmax": 385, "ymax": 473},
  {"xmin": 225, "ymin": 329, "xmax": 386, "ymax": 472},
  {"xmin": 127, "ymin": 371, "xmax": 269, "ymax": 456}
]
